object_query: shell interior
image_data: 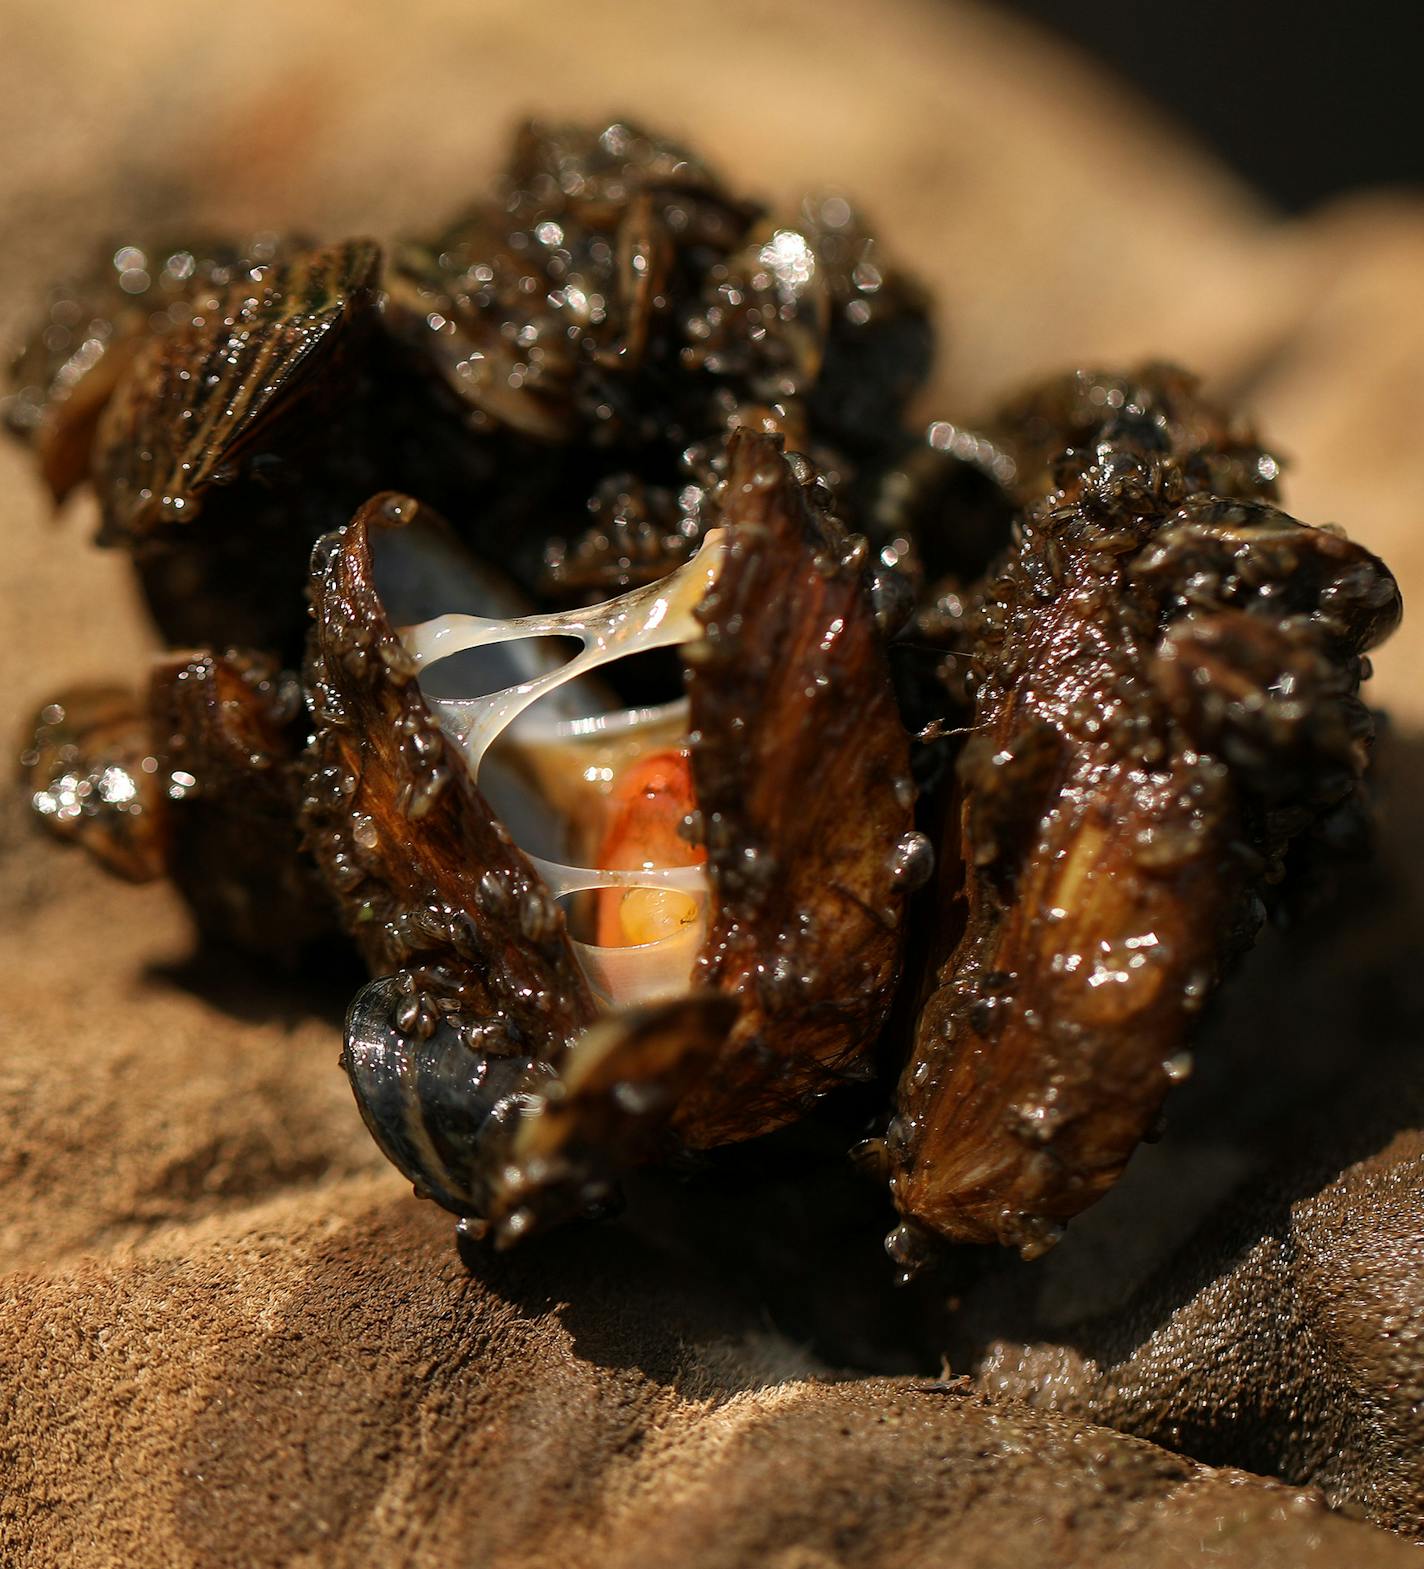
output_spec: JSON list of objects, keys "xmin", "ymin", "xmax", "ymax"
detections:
[{"xmin": 392, "ymin": 531, "xmax": 729, "ymax": 1007}]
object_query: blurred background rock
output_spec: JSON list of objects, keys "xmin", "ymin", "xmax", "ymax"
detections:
[{"xmin": 1001, "ymin": 1, "xmax": 1424, "ymax": 211}]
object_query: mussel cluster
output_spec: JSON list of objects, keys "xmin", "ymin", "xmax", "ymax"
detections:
[{"xmin": 8, "ymin": 121, "xmax": 1401, "ymax": 1269}]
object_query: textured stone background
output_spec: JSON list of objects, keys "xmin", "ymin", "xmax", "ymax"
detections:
[{"xmin": 1, "ymin": 1, "xmax": 1421, "ymax": 1564}]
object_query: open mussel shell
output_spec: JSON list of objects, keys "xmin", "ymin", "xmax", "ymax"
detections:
[{"xmin": 304, "ymin": 428, "xmax": 917, "ymax": 1238}]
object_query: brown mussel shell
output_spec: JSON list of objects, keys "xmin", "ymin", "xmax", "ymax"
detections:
[
  {"xmin": 93, "ymin": 240, "xmax": 382, "ymax": 543},
  {"xmin": 885, "ymin": 367, "xmax": 1401, "ymax": 1264},
  {"xmin": 382, "ymin": 119, "xmax": 759, "ymax": 444},
  {"xmin": 3, "ymin": 233, "xmax": 305, "ymax": 505},
  {"xmin": 307, "ymin": 428, "xmax": 916, "ymax": 1238},
  {"xmin": 99, "ymin": 241, "xmax": 387, "ymax": 659},
  {"xmin": 302, "ymin": 490, "xmax": 601, "ymax": 1045},
  {"xmin": 22, "ymin": 653, "xmax": 334, "ymax": 957},
  {"xmin": 21, "ymin": 688, "xmax": 171, "ymax": 883},
  {"xmin": 676, "ymin": 430, "xmax": 921, "ymax": 1144},
  {"xmin": 384, "ymin": 119, "xmax": 930, "ymax": 604},
  {"xmin": 149, "ymin": 649, "xmax": 335, "ymax": 956}
]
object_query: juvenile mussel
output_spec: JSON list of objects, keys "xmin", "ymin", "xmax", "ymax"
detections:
[{"xmin": 8, "ymin": 124, "xmax": 1403, "ymax": 1271}]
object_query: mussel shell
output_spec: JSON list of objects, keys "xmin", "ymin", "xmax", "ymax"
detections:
[
  {"xmin": 383, "ymin": 120, "xmax": 758, "ymax": 447},
  {"xmin": 3, "ymin": 233, "xmax": 300, "ymax": 504},
  {"xmin": 149, "ymin": 649, "xmax": 335, "ymax": 957},
  {"xmin": 21, "ymin": 652, "xmax": 335, "ymax": 958},
  {"xmin": 675, "ymin": 428, "xmax": 918, "ymax": 1145},
  {"xmin": 93, "ymin": 240, "xmax": 382, "ymax": 541},
  {"xmin": 303, "ymin": 427, "xmax": 917, "ymax": 1233},
  {"xmin": 89, "ymin": 241, "xmax": 390, "ymax": 661},
  {"xmin": 494, "ymin": 991, "xmax": 740, "ymax": 1242},
  {"xmin": 343, "ymin": 975, "xmax": 539, "ymax": 1219},
  {"xmin": 301, "ymin": 492, "xmax": 600, "ymax": 1046},
  {"xmin": 984, "ymin": 363, "xmax": 1285, "ymax": 510},
  {"xmin": 686, "ymin": 196, "xmax": 933, "ymax": 462},
  {"xmin": 888, "ymin": 367, "xmax": 1403, "ymax": 1258},
  {"xmin": 20, "ymin": 687, "xmax": 170, "ymax": 883}
]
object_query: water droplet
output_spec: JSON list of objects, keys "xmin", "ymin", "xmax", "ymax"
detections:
[
  {"xmin": 1162, "ymin": 1050, "xmax": 1194, "ymax": 1084},
  {"xmin": 884, "ymin": 1223, "xmax": 918, "ymax": 1265},
  {"xmin": 889, "ymin": 830, "xmax": 934, "ymax": 892}
]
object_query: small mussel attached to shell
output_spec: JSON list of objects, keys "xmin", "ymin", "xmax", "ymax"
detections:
[{"xmin": 7, "ymin": 123, "xmax": 1403, "ymax": 1269}]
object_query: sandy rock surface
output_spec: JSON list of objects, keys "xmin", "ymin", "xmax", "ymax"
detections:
[{"xmin": 1, "ymin": 1, "xmax": 1421, "ymax": 1564}]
